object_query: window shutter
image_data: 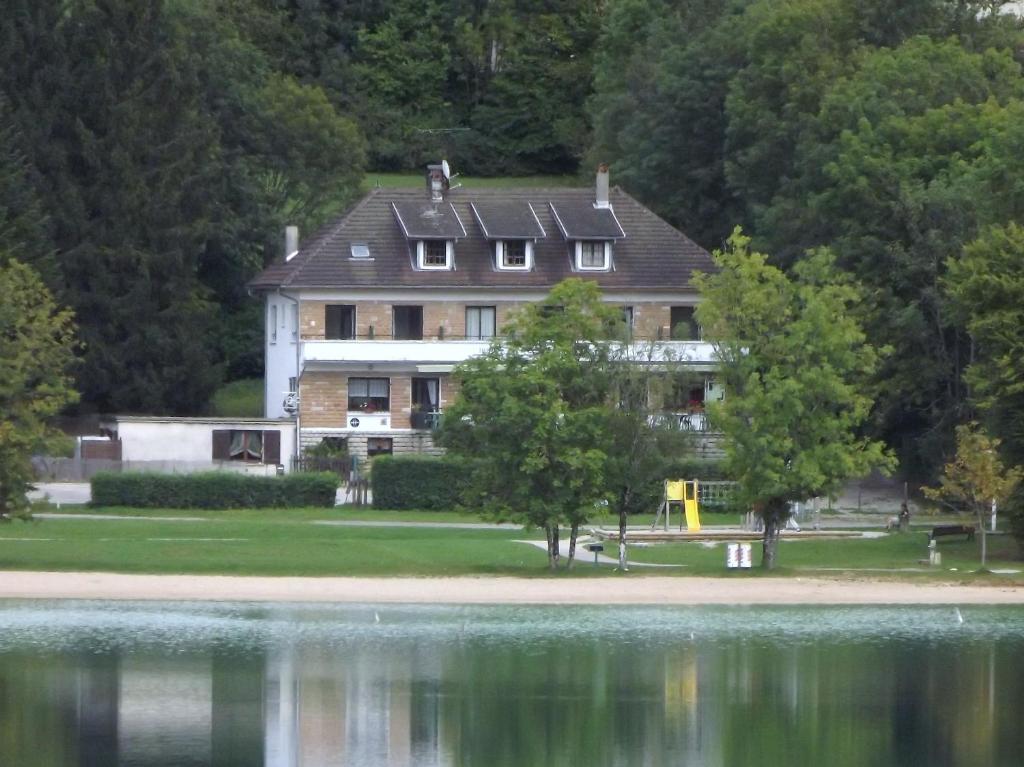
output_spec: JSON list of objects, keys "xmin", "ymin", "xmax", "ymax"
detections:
[
  {"xmin": 212, "ymin": 430, "xmax": 231, "ymax": 460},
  {"xmin": 263, "ymin": 430, "xmax": 281, "ymax": 465}
]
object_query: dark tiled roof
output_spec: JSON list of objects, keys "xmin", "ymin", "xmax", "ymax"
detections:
[
  {"xmin": 392, "ymin": 201, "xmax": 467, "ymax": 239},
  {"xmin": 470, "ymin": 201, "xmax": 546, "ymax": 239},
  {"xmin": 249, "ymin": 186, "xmax": 714, "ymax": 291},
  {"xmin": 549, "ymin": 201, "xmax": 625, "ymax": 239}
]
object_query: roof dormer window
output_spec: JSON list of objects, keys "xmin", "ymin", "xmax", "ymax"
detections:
[
  {"xmin": 417, "ymin": 239, "xmax": 453, "ymax": 270},
  {"xmin": 576, "ymin": 240, "xmax": 611, "ymax": 271},
  {"xmin": 497, "ymin": 240, "xmax": 532, "ymax": 271}
]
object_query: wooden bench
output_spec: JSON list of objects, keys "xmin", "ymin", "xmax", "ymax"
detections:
[{"xmin": 929, "ymin": 524, "xmax": 975, "ymax": 543}]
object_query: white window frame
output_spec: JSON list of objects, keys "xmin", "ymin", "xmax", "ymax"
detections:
[
  {"xmin": 270, "ymin": 304, "xmax": 278, "ymax": 344},
  {"xmin": 575, "ymin": 240, "xmax": 611, "ymax": 271},
  {"xmin": 290, "ymin": 304, "xmax": 298, "ymax": 341},
  {"xmin": 496, "ymin": 240, "xmax": 532, "ymax": 271},
  {"xmin": 417, "ymin": 240, "xmax": 453, "ymax": 270}
]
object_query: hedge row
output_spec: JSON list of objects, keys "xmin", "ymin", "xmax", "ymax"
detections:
[
  {"xmin": 369, "ymin": 455, "xmax": 730, "ymax": 512},
  {"xmin": 91, "ymin": 471, "xmax": 338, "ymax": 509},
  {"xmin": 371, "ymin": 456, "xmax": 470, "ymax": 510}
]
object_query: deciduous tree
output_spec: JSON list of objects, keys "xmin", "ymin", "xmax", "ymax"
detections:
[
  {"xmin": 0, "ymin": 258, "xmax": 78, "ymax": 519},
  {"xmin": 440, "ymin": 279, "xmax": 619, "ymax": 569},
  {"xmin": 695, "ymin": 230, "xmax": 892, "ymax": 568},
  {"xmin": 923, "ymin": 423, "xmax": 1021, "ymax": 569}
]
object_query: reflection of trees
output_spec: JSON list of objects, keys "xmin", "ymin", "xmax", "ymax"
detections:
[{"xmin": 1, "ymin": 621, "xmax": 1023, "ymax": 766}]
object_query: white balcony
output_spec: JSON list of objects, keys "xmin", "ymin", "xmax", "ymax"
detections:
[
  {"xmin": 300, "ymin": 339, "xmax": 718, "ymax": 372},
  {"xmin": 302, "ymin": 339, "xmax": 492, "ymax": 372}
]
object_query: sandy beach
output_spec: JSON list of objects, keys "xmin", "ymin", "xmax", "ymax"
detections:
[{"xmin": 0, "ymin": 571, "xmax": 1021, "ymax": 604}]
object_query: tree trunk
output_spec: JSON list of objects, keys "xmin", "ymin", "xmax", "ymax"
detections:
[
  {"xmin": 567, "ymin": 523, "xmax": 578, "ymax": 569},
  {"xmin": 618, "ymin": 509, "xmax": 628, "ymax": 571},
  {"xmin": 546, "ymin": 523, "xmax": 561, "ymax": 570},
  {"xmin": 760, "ymin": 498, "xmax": 787, "ymax": 570},
  {"xmin": 977, "ymin": 512, "xmax": 988, "ymax": 569}
]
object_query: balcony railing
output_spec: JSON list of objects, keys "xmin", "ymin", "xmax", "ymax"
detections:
[
  {"xmin": 410, "ymin": 410, "xmax": 443, "ymax": 431},
  {"xmin": 648, "ymin": 412, "xmax": 717, "ymax": 433},
  {"xmin": 301, "ymin": 338, "xmax": 717, "ymax": 367}
]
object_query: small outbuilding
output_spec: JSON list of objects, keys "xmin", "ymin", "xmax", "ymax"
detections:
[{"xmin": 106, "ymin": 416, "xmax": 297, "ymax": 475}]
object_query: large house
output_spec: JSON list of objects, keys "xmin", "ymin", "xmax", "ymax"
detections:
[{"xmin": 249, "ymin": 165, "xmax": 721, "ymax": 461}]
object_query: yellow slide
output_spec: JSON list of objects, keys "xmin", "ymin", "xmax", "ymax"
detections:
[{"xmin": 664, "ymin": 480, "xmax": 701, "ymax": 532}]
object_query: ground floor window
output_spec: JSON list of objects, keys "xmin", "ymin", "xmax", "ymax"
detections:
[
  {"xmin": 348, "ymin": 377, "xmax": 390, "ymax": 412},
  {"xmin": 367, "ymin": 437, "xmax": 393, "ymax": 457},
  {"xmin": 212, "ymin": 429, "xmax": 281, "ymax": 464}
]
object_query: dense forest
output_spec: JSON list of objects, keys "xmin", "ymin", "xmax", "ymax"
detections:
[{"xmin": 2, "ymin": 0, "xmax": 1024, "ymax": 479}]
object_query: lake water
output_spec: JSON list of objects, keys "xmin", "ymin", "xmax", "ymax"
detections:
[{"xmin": 0, "ymin": 601, "xmax": 1022, "ymax": 766}]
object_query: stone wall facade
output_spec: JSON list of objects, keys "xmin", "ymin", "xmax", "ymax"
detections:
[
  {"xmin": 299, "ymin": 371, "xmax": 458, "ymax": 431},
  {"xmin": 301, "ymin": 429, "xmax": 443, "ymax": 459}
]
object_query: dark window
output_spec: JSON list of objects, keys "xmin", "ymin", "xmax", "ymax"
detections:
[
  {"xmin": 367, "ymin": 437, "xmax": 393, "ymax": 457},
  {"xmin": 670, "ymin": 306, "xmax": 700, "ymax": 340},
  {"xmin": 422, "ymin": 240, "xmax": 448, "ymax": 267},
  {"xmin": 465, "ymin": 306, "xmax": 496, "ymax": 339},
  {"xmin": 348, "ymin": 377, "xmax": 390, "ymax": 412},
  {"xmin": 393, "ymin": 306, "xmax": 423, "ymax": 340},
  {"xmin": 667, "ymin": 380, "xmax": 705, "ymax": 411},
  {"xmin": 412, "ymin": 377, "xmax": 441, "ymax": 412},
  {"xmin": 212, "ymin": 429, "xmax": 266, "ymax": 462},
  {"xmin": 539, "ymin": 305, "xmax": 564, "ymax": 319},
  {"xmin": 325, "ymin": 305, "xmax": 356, "ymax": 340},
  {"xmin": 502, "ymin": 240, "xmax": 527, "ymax": 267}
]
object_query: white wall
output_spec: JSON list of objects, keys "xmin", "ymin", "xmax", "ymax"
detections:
[
  {"xmin": 265, "ymin": 293, "xmax": 299, "ymax": 419},
  {"xmin": 117, "ymin": 419, "xmax": 296, "ymax": 474}
]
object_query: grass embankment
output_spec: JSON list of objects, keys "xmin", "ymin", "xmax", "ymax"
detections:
[
  {"xmin": 1, "ymin": 506, "xmax": 1021, "ymax": 580},
  {"xmin": 208, "ymin": 378, "xmax": 264, "ymax": 418}
]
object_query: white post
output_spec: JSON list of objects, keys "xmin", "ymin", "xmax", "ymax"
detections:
[{"xmin": 991, "ymin": 498, "xmax": 997, "ymax": 533}]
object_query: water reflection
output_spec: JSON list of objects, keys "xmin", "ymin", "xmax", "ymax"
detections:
[{"xmin": 0, "ymin": 603, "xmax": 1022, "ymax": 766}]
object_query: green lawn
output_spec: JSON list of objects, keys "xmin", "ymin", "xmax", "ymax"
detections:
[
  {"xmin": 624, "ymin": 531, "xmax": 1024, "ymax": 581},
  {"xmin": 3, "ymin": 506, "xmax": 1021, "ymax": 580},
  {"xmin": 0, "ymin": 512, "xmax": 547, "ymax": 577}
]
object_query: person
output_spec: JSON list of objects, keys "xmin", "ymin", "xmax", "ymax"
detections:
[{"xmin": 898, "ymin": 501, "xmax": 911, "ymax": 533}]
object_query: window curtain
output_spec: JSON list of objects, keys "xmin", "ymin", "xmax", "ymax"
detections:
[
  {"xmin": 466, "ymin": 308, "xmax": 480, "ymax": 339},
  {"xmin": 480, "ymin": 308, "xmax": 495, "ymax": 338},
  {"xmin": 229, "ymin": 431, "xmax": 262, "ymax": 460},
  {"xmin": 426, "ymin": 379, "xmax": 439, "ymax": 410},
  {"xmin": 368, "ymin": 379, "xmax": 388, "ymax": 398}
]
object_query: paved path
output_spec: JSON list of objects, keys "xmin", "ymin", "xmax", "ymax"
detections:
[
  {"xmin": 518, "ymin": 538, "xmax": 684, "ymax": 568},
  {"xmin": 313, "ymin": 520, "xmax": 522, "ymax": 530},
  {"xmin": 28, "ymin": 482, "xmax": 91, "ymax": 505}
]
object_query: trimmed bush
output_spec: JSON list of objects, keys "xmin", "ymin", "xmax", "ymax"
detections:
[
  {"xmin": 371, "ymin": 456, "xmax": 470, "ymax": 510},
  {"xmin": 91, "ymin": 471, "xmax": 338, "ymax": 509}
]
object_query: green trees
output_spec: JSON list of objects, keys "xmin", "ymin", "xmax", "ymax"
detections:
[
  {"xmin": 0, "ymin": 0, "xmax": 366, "ymax": 414},
  {"xmin": 587, "ymin": 0, "xmax": 1024, "ymax": 479},
  {"xmin": 0, "ymin": 259, "xmax": 78, "ymax": 519},
  {"xmin": 440, "ymin": 280, "xmax": 619, "ymax": 569},
  {"xmin": 695, "ymin": 232, "xmax": 891, "ymax": 568},
  {"xmin": 947, "ymin": 224, "xmax": 1024, "ymax": 464},
  {"xmin": 923, "ymin": 424, "xmax": 1021, "ymax": 569}
]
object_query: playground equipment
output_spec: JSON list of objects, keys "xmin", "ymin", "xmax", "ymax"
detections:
[{"xmin": 652, "ymin": 479, "xmax": 701, "ymax": 532}]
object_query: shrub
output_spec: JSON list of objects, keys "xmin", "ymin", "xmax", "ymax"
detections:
[
  {"xmin": 91, "ymin": 471, "xmax": 337, "ymax": 509},
  {"xmin": 371, "ymin": 456, "xmax": 470, "ymax": 510}
]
